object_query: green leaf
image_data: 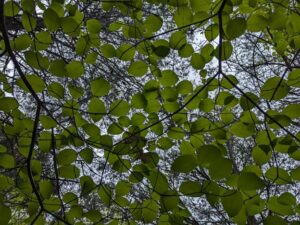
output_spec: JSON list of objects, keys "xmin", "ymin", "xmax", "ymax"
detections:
[
  {"xmin": 131, "ymin": 113, "xmax": 145, "ymax": 126},
  {"xmin": 80, "ymin": 176, "xmax": 96, "ymax": 196},
  {"xmin": 142, "ymin": 199, "xmax": 158, "ymax": 223},
  {"xmin": 158, "ymin": 70, "xmax": 178, "ymax": 87},
  {"xmin": 63, "ymin": 192, "xmax": 78, "ymax": 206},
  {"xmin": 157, "ymin": 137, "xmax": 173, "ymax": 151},
  {"xmin": 13, "ymin": 34, "xmax": 31, "ymax": 51},
  {"xmin": 261, "ymin": 77, "xmax": 289, "ymax": 100},
  {"xmin": 110, "ymin": 100, "xmax": 130, "ymax": 116},
  {"xmin": 230, "ymin": 122, "xmax": 255, "ymax": 138},
  {"xmin": 66, "ymin": 60, "xmax": 84, "ymax": 78},
  {"xmin": 267, "ymin": 196, "xmax": 293, "ymax": 215},
  {"xmin": 267, "ymin": 113, "xmax": 291, "ymax": 129},
  {"xmin": 25, "ymin": 51, "xmax": 49, "ymax": 69},
  {"xmin": 68, "ymin": 84, "xmax": 83, "ymax": 99},
  {"xmin": 264, "ymin": 215, "xmax": 287, "ymax": 225},
  {"xmin": 201, "ymin": 44, "xmax": 214, "ymax": 62},
  {"xmin": 100, "ymin": 44, "xmax": 116, "ymax": 58},
  {"xmin": 153, "ymin": 45, "xmax": 170, "ymax": 58},
  {"xmin": 131, "ymin": 93, "xmax": 147, "ymax": 109},
  {"xmin": 269, "ymin": 10, "xmax": 287, "ymax": 30},
  {"xmin": 0, "ymin": 97, "xmax": 18, "ymax": 112},
  {"xmin": 161, "ymin": 87, "xmax": 178, "ymax": 102},
  {"xmin": 91, "ymin": 78, "xmax": 110, "ymax": 96},
  {"xmin": 49, "ymin": 60, "xmax": 66, "ymax": 77},
  {"xmin": 171, "ymin": 155, "xmax": 197, "ymax": 173},
  {"xmin": 38, "ymin": 131, "xmax": 52, "ymax": 153},
  {"xmin": 0, "ymin": 175, "xmax": 14, "ymax": 191},
  {"xmin": 173, "ymin": 6, "xmax": 193, "ymax": 27},
  {"xmin": 199, "ymin": 98, "xmax": 214, "ymax": 112},
  {"xmin": 191, "ymin": 53, "xmax": 205, "ymax": 70},
  {"xmin": 170, "ymin": 31, "xmax": 186, "ymax": 49},
  {"xmin": 98, "ymin": 185, "xmax": 112, "ymax": 206},
  {"xmin": 22, "ymin": 0, "xmax": 35, "ymax": 12},
  {"xmin": 266, "ymin": 167, "xmax": 292, "ymax": 184},
  {"xmin": 176, "ymin": 80, "xmax": 193, "ymax": 95},
  {"xmin": 112, "ymin": 159, "xmax": 131, "ymax": 172},
  {"xmin": 240, "ymin": 92, "xmax": 260, "ymax": 110},
  {"xmin": 209, "ymin": 158, "xmax": 232, "ymax": 180},
  {"xmin": 191, "ymin": 117, "xmax": 211, "ymax": 134},
  {"xmin": 17, "ymin": 75, "xmax": 45, "ymax": 93},
  {"xmin": 0, "ymin": 205, "xmax": 11, "ymax": 225},
  {"xmin": 35, "ymin": 31, "xmax": 52, "ymax": 50},
  {"xmin": 85, "ymin": 210, "xmax": 102, "ymax": 222},
  {"xmin": 115, "ymin": 180, "xmax": 131, "ymax": 197},
  {"xmin": 61, "ymin": 17, "xmax": 80, "ymax": 36},
  {"xmin": 75, "ymin": 37, "xmax": 89, "ymax": 55},
  {"xmin": 216, "ymin": 91, "xmax": 237, "ymax": 106},
  {"xmin": 178, "ymin": 43, "xmax": 194, "ymax": 58},
  {"xmin": 205, "ymin": 24, "xmax": 219, "ymax": 41},
  {"xmin": 221, "ymin": 191, "xmax": 243, "ymax": 217},
  {"xmin": 179, "ymin": 181, "xmax": 202, "ymax": 197},
  {"xmin": 278, "ymin": 192, "xmax": 296, "ymax": 206},
  {"xmin": 282, "ymin": 104, "xmax": 300, "ymax": 119},
  {"xmin": 86, "ymin": 19, "xmax": 102, "ymax": 33},
  {"xmin": 79, "ymin": 148, "xmax": 94, "ymax": 164},
  {"xmin": 116, "ymin": 44, "xmax": 135, "ymax": 61},
  {"xmin": 238, "ymin": 172, "xmax": 265, "ymax": 190},
  {"xmin": 0, "ymin": 145, "xmax": 6, "ymax": 153},
  {"xmin": 21, "ymin": 0, "xmax": 35, "ymax": 13},
  {"xmin": 40, "ymin": 115, "xmax": 56, "ymax": 129},
  {"xmin": 31, "ymin": 159, "xmax": 42, "ymax": 180},
  {"xmin": 168, "ymin": 127, "xmax": 185, "ymax": 140},
  {"xmin": 160, "ymin": 190, "xmax": 179, "ymax": 211},
  {"xmin": 252, "ymin": 146, "xmax": 271, "ymax": 165},
  {"xmin": 215, "ymin": 41, "xmax": 233, "ymax": 60},
  {"xmin": 44, "ymin": 197, "xmax": 61, "ymax": 212},
  {"xmin": 0, "ymin": 154, "xmax": 15, "ymax": 169},
  {"xmin": 225, "ymin": 18, "xmax": 246, "ymax": 40},
  {"xmin": 43, "ymin": 8, "xmax": 60, "ymax": 31},
  {"xmin": 128, "ymin": 61, "xmax": 148, "ymax": 77},
  {"xmin": 4, "ymin": 1, "xmax": 20, "ymax": 16},
  {"xmin": 148, "ymin": 170, "xmax": 169, "ymax": 194},
  {"xmin": 247, "ymin": 13, "xmax": 268, "ymax": 32},
  {"xmin": 22, "ymin": 13, "xmax": 37, "ymax": 31},
  {"xmin": 58, "ymin": 165, "xmax": 80, "ymax": 179},
  {"xmin": 287, "ymin": 69, "xmax": 300, "ymax": 87},
  {"xmin": 190, "ymin": 0, "xmax": 211, "ymax": 12},
  {"xmin": 221, "ymin": 75, "xmax": 238, "ymax": 89},
  {"xmin": 291, "ymin": 166, "xmax": 300, "ymax": 181},
  {"xmin": 57, "ymin": 149, "xmax": 77, "ymax": 165},
  {"xmin": 88, "ymin": 97, "xmax": 106, "ymax": 122},
  {"xmin": 145, "ymin": 15, "xmax": 163, "ymax": 32},
  {"xmin": 65, "ymin": 205, "xmax": 83, "ymax": 221},
  {"xmin": 85, "ymin": 52, "xmax": 98, "ymax": 64},
  {"xmin": 39, "ymin": 180, "xmax": 54, "ymax": 199},
  {"xmin": 108, "ymin": 123, "xmax": 123, "ymax": 134},
  {"xmin": 198, "ymin": 145, "xmax": 222, "ymax": 167}
]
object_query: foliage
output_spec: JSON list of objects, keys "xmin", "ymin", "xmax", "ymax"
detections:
[{"xmin": 0, "ymin": 0, "xmax": 300, "ymax": 224}]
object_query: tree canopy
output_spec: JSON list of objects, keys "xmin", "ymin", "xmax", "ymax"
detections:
[{"xmin": 1, "ymin": 0, "xmax": 300, "ymax": 224}]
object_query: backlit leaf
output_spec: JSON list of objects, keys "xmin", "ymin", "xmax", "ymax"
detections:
[
  {"xmin": 221, "ymin": 191, "xmax": 243, "ymax": 217},
  {"xmin": 225, "ymin": 18, "xmax": 246, "ymax": 40},
  {"xmin": 128, "ymin": 61, "xmax": 148, "ymax": 77},
  {"xmin": 171, "ymin": 155, "xmax": 197, "ymax": 173},
  {"xmin": 91, "ymin": 78, "xmax": 111, "ymax": 96},
  {"xmin": 66, "ymin": 61, "xmax": 84, "ymax": 78},
  {"xmin": 261, "ymin": 77, "xmax": 289, "ymax": 100}
]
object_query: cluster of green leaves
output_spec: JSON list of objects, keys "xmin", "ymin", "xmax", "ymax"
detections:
[{"xmin": 1, "ymin": 0, "xmax": 300, "ymax": 224}]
